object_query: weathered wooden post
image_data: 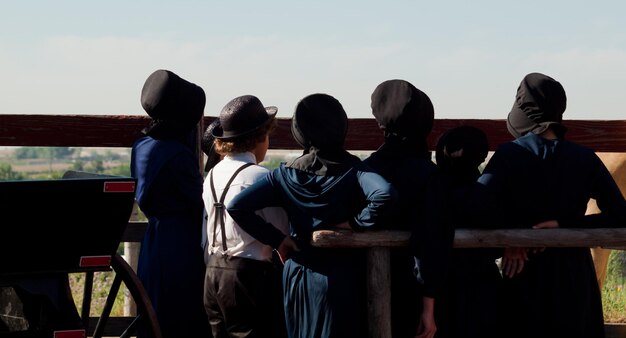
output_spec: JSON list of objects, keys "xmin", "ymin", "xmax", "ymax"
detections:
[
  {"xmin": 312, "ymin": 229, "xmax": 410, "ymax": 338},
  {"xmin": 123, "ymin": 203, "xmax": 141, "ymax": 316},
  {"xmin": 366, "ymin": 247, "xmax": 391, "ymax": 338}
]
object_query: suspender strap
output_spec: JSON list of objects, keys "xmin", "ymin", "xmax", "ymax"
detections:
[{"xmin": 209, "ymin": 163, "xmax": 254, "ymax": 252}]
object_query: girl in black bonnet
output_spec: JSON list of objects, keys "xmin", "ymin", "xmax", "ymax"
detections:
[
  {"xmin": 434, "ymin": 125, "xmax": 502, "ymax": 338},
  {"xmin": 131, "ymin": 69, "xmax": 210, "ymax": 338},
  {"xmin": 477, "ymin": 72, "xmax": 626, "ymax": 338},
  {"xmin": 201, "ymin": 118, "xmax": 223, "ymax": 176},
  {"xmin": 227, "ymin": 93, "xmax": 395, "ymax": 338},
  {"xmin": 363, "ymin": 79, "xmax": 451, "ymax": 338}
]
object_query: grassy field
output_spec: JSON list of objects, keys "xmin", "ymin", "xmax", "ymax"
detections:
[
  {"xmin": 603, "ymin": 250, "xmax": 626, "ymax": 322},
  {"xmin": 69, "ymin": 271, "xmax": 126, "ymax": 317}
]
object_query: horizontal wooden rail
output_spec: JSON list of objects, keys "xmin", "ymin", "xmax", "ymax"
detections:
[
  {"xmin": 2, "ymin": 115, "xmax": 626, "ymax": 152},
  {"xmin": 310, "ymin": 228, "xmax": 626, "ymax": 249},
  {"xmin": 126, "ymin": 222, "xmax": 626, "ymax": 249}
]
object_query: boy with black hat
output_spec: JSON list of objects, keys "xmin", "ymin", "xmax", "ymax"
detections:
[{"xmin": 202, "ymin": 95, "xmax": 289, "ymax": 338}]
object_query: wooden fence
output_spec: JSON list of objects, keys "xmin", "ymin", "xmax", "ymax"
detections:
[{"xmin": 2, "ymin": 114, "xmax": 626, "ymax": 337}]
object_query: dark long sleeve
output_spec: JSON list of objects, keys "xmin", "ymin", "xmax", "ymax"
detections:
[
  {"xmin": 352, "ymin": 167, "xmax": 396, "ymax": 229},
  {"xmin": 410, "ymin": 171, "xmax": 454, "ymax": 298},
  {"xmin": 559, "ymin": 152, "xmax": 626, "ymax": 228}
]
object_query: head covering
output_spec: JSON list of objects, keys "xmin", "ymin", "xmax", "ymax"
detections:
[
  {"xmin": 287, "ymin": 93, "xmax": 360, "ymax": 175},
  {"xmin": 371, "ymin": 79, "xmax": 434, "ymax": 140},
  {"xmin": 436, "ymin": 125, "xmax": 489, "ymax": 182},
  {"xmin": 202, "ymin": 118, "xmax": 221, "ymax": 172},
  {"xmin": 140, "ymin": 69, "xmax": 205, "ymax": 140},
  {"xmin": 291, "ymin": 93, "xmax": 348, "ymax": 150},
  {"xmin": 370, "ymin": 79, "xmax": 434, "ymax": 158},
  {"xmin": 506, "ymin": 72, "xmax": 567, "ymax": 139},
  {"xmin": 212, "ymin": 95, "xmax": 277, "ymax": 140}
]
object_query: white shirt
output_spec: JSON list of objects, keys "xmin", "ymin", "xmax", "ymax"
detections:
[{"xmin": 202, "ymin": 152, "xmax": 288, "ymax": 263}]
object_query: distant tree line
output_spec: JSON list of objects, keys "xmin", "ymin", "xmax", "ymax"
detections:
[
  {"xmin": 14, "ymin": 147, "xmax": 77, "ymax": 159},
  {"xmin": 1, "ymin": 146, "xmax": 131, "ymax": 180}
]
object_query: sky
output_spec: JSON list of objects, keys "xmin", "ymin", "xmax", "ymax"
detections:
[{"xmin": 1, "ymin": 1, "xmax": 625, "ymax": 120}]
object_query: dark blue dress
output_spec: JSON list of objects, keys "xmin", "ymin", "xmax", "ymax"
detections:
[
  {"xmin": 364, "ymin": 141, "xmax": 452, "ymax": 338},
  {"xmin": 131, "ymin": 136, "xmax": 210, "ymax": 338},
  {"xmin": 433, "ymin": 164, "xmax": 502, "ymax": 338},
  {"xmin": 228, "ymin": 162, "xmax": 394, "ymax": 338},
  {"xmin": 478, "ymin": 132, "xmax": 626, "ymax": 338}
]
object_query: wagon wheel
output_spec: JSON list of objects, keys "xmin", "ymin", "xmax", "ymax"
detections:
[{"xmin": 80, "ymin": 254, "xmax": 161, "ymax": 338}]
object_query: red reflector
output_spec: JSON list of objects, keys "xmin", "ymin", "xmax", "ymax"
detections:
[
  {"xmin": 104, "ymin": 181, "xmax": 136, "ymax": 193},
  {"xmin": 80, "ymin": 255, "xmax": 111, "ymax": 267},
  {"xmin": 54, "ymin": 329, "xmax": 85, "ymax": 338}
]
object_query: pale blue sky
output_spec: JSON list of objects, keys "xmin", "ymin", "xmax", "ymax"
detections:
[{"xmin": 1, "ymin": 1, "xmax": 625, "ymax": 120}]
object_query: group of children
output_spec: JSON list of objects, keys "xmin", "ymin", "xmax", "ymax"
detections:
[{"xmin": 131, "ymin": 69, "xmax": 626, "ymax": 338}]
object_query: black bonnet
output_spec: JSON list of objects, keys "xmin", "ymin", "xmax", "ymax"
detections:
[
  {"xmin": 436, "ymin": 125, "xmax": 489, "ymax": 173},
  {"xmin": 506, "ymin": 72, "xmax": 567, "ymax": 138},
  {"xmin": 291, "ymin": 93, "xmax": 347, "ymax": 150},
  {"xmin": 201, "ymin": 118, "xmax": 220, "ymax": 155},
  {"xmin": 371, "ymin": 79, "xmax": 434, "ymax": 140},
  {"xmin": 202, "ymin": 118, "xmax": 222, "ymax": 172},
  {"xmin": 141, "ymin": 69, "xmax": 206, "ymax": 131}
]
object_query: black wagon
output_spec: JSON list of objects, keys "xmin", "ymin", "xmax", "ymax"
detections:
[{"xmin": 0, "ymin": 171, "xmax": 161, "ymax": 338}]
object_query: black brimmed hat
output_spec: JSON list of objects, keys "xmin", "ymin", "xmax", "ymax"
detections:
[{"xmin": 212, "ymin": 95, "xmax": 277, "ymax": 140}]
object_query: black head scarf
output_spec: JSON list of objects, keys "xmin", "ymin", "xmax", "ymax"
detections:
[
  {"xmin": 436, "ymin": 125, "xmax": 489, "ymax": 183},
  {"xmin": 370, "ymin": 79, "xmax": 434, "ymax": 158},
  {"xmin": 506, "ymin": 72, "xmax": 567, "ymax": 139},
  {"xmin": 140, "ymin": 69, "xmax": 206, "ymax": 142},
  {"xmin": 287, "ymin": 93, "xmax": 360, "ymax": 175},
  {"xmin": 202, "ymin": 118, "xmax": 221, "ymax": 172}
]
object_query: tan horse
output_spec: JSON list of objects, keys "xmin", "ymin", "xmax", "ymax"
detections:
[{"xmin": 589, "ymin": 152, "xmax": 626, "ymax": 288}]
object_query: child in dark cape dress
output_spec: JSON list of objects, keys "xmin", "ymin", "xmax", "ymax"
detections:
[
  {"xmin": 434, "ymin": 125, "xmax": 502, "ymax": 338},
  {"xmin": 227, "ymin": 93, "xmax": 396, "ymax": 338},
  {"xmin": 364, "ymin": 79, "xmax": 451, "ymax": 338},
  {"xmin": 131, "ymin": 69, "xmax": 210, "ymax": 338}
]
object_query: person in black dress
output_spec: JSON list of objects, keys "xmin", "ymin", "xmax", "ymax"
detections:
[
  {"xmin": 363, "ymin": 79, "xmax": 452, "ymax": 338},
  {"xmin": 477, "ymin": 72, "xmax": 626, "ymax": 338},
  {"xmin": 131, "ymin": 69, "xmax": 211, "ymax": 338},
  {"xmin": 227, "ymin": 93, "xmax": 396, "ymax": 338},
  {"xmin": 433, "ymin": 125, "xmax": 502, "ymax": 338}
]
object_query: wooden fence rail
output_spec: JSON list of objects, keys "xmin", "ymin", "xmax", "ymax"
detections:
[
  {"xmin": 310, "ymin": 228, "xmax": 626, "ymax": 338},
  {"xmin": 2, "ymin": 115, "xmax": 626, "ymax": 152},
  {"xmin": 125, "ymin": 221, "xmax": 626, "ymax": 248},
  {"xmin": 2, "ymin": 114, "xmax": 626, "ymax": 337},
  {"xmin": 311, "ymin": 228, "xmax": 626, "ymax": 249}
]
